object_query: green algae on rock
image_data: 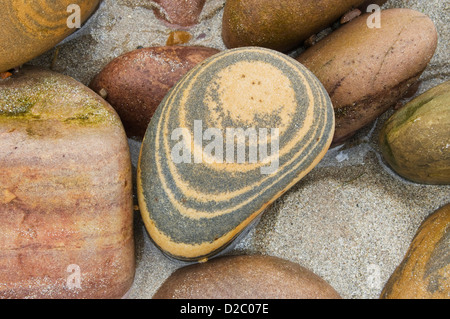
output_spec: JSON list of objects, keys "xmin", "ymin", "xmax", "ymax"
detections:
[
  {"xmin": 380, "ymin": 203, "xmax": 450, "ymax": 299},
  {"xmin": 0, "ymin": 67, "xmax": 135, "ymax": 298},
  {"xmin": 379, "ymin": 80, "xmax": 450, "ymax": 185},
  {"xmin": 221, "ymin": 0, "xmax": 366, "ymax": 52},
  {"xmin": 137, "ymin": 47, "xmax": 335, "ymax": 262},
  {"xmin": 0, "ymin": 68, "xmax": 118, "ymax": 126},
  {"xmin": 153, "ymin": 255, "xmax": 342, "ymax": 299},
  {"xmin": 297, "ymin": 8, "xmax": 438, "ymax": 146},
  {"xmin": 150, "ymin": 0, "xmax": 206, "ymax": 27}
]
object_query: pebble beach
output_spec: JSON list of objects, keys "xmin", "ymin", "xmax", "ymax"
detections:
[{"xmin": 22, "ymin": 0, "xmax": 450, "ymax": 299}]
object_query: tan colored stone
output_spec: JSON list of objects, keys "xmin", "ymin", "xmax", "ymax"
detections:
[
  {"xmin": 297, "ymin": 8, "xmax": 438, "ymax": 145},
  {"xmin": 0, "ymin": 0, "xmax": 99, "ymax": 72}
]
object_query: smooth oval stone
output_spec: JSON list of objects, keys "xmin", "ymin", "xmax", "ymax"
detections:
[
  {"xmin": 137, "ymin": 47, "xmax": 335, "ymax": 261},
  {"xmin": 297, "ymin": 8, "xmax": 438, "ymax": 145},
  {"xmin": 0, "ymin": 0, "xmax": 100, "ymax": 72},
  {"xmin": 221, "ymin": 0, "xmax": 366, "ymax": 52},
  {"xmin": 379, "ymin": 81, "xmax": 450, "ymax": 185},
  {"xmin": 151, "ymin": 0, "xmax": 206, "ymax": 27},
  {"xmin": 153, "ymin": 255, "xmax": 342, "ymax": 299},
  {"xmin": 0, "ymin": 67, "xmax": 134, "ymax": 298},
  {"xmin": 90, "ymin": 46, "xmax": 220, "ymax": 139},
  {"xmin": 380, "ymin": 203, "xmax": 450, "ymax": 299}
]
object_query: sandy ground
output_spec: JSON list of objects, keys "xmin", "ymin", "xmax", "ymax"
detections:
[{"xmin": 30, "ymin": 0, "xmax": 449, "ymax": 299}]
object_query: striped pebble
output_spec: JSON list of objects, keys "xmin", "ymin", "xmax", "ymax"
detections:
[{"xmin": 137, "ymin": 47, "xmax": 335, "ymax": 261}]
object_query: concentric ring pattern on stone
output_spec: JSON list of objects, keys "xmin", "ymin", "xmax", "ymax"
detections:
[
  {"xmin": 0, "ymin": 0, "xmax": 99, "ymax": 72},
  {"xmin": 137, "ymin": 47, "xmax": 335, "ymax": 261}
]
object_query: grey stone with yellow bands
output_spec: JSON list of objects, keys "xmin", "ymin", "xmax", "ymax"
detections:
[{"xmin": 137, "ymin": 47, "xmax": 335, "ymax": 261}]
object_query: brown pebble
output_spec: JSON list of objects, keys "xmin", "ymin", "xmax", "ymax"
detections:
[
  {"xmin": 380, "ymin": 203, "xmax": 450, "ymax": 299},
  {"xmin": 89, "ymin": 46, "xmax": 220, "ymax": 138},
  {"xmin": 153, "ymin": 255, "xmax": 342, "ymax": 299},
  {"xmin": 151, "ymin": 0, "xmax": 206, "ymax": 27},
  {"xmin": 221, "ymin": 0, "xmax": 366, "ymax": 52},
  {"xmin": 98, "ymin": 88, "xmax": 108, "ymax": 99},
  {"xmin": 402, "ymin": 80, "xmax": 422, "ymax": 99}
]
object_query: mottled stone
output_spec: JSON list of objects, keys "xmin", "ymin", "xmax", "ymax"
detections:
[{"xmin": 222, "ymin": 0, "xmax": 366, "ymax": 52}]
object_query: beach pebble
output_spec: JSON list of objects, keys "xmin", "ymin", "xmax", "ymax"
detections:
[
  {"xmin": 89, "ymin": 46, "xmax": 220, "ymax": 138},
  {"xmin": 151, "ymin": 0, "xmax": 206, "ymax": 27},
  {"xmin": 137, "ymin": 47, "xmax": 334, "ymax": 261},
  {"xmin": 297, "ymin": 8, "xmax": 438, "ymax": 145},
  {"xmin": 0, "ymin": 66, "xmax": 135, "ymax": 298},
  {"xmin": 379, "ymin": 80, "xmax": 450, "ymax": 185},
  {"xmin": 153, "ymin": 255, "xmax": 342, "ymax": 299},
  {"xmin": 0, "ymin": 0, "xmax": 99, "ymax": 72},
  {"xmin": 380, "ymin": 203, "xmax": 450, "ymax": 299},
  {"xmin": 221, "ymin": 0, "xmax": 366, "ymax": 52}
]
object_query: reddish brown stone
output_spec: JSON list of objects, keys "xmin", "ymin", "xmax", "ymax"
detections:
[
  {"xmin": 89, "ymin": 46, "xmax": 220, "ymax": 139},
  {"xmin": 0, "ymin": 0, "xmax": 100, "ymax": 72},
  {"xmin": 153, "ymin": 255, "xmax": 342, "ymax": 299},
  {"xmin": 151, "ymin": 0, "xmax": 206, "ymax": 27}
]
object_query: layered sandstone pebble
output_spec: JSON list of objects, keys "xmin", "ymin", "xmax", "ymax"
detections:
[{"xmin": 0, "ymin": 66, "xmax": 135, "ymax": 298}]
